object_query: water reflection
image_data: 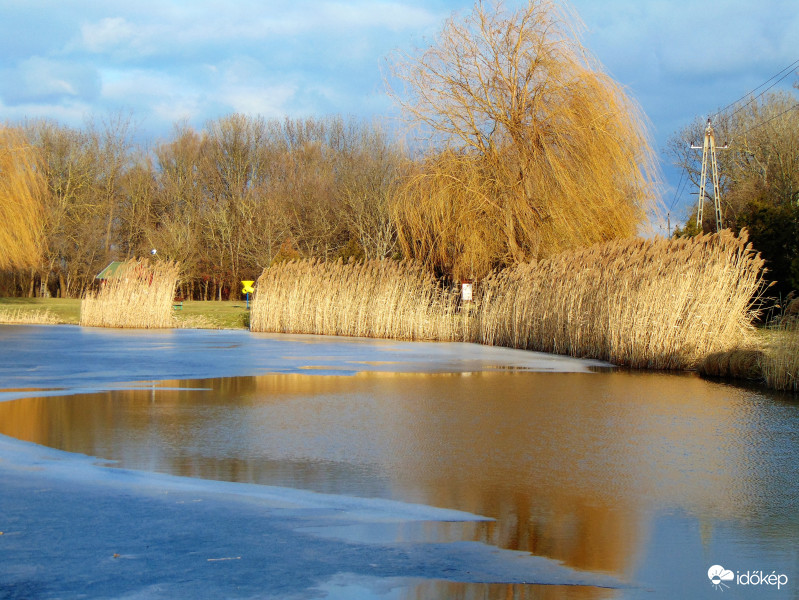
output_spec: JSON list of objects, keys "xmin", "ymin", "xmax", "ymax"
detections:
[{"xmin": 1, "ymin": 370, "xmax": 797, "ymax": 598}]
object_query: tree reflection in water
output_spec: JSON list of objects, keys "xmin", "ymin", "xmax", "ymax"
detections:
[{"xmin": 1, "ymin": 370, "xmax": 796, "ymax": 600}]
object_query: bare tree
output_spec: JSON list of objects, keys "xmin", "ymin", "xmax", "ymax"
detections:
[
  {"xmin": 2, "ymin": 113, "xmax": 414, "ymax": 298},
  {"xmin": 334, "ymin": 123, "xmax": 404, "ymax": 259},
  {"xmin": 669, "ymin": 89, "xmax": 799, "ymax": 294},
  {"xmin": 200, "ymin": 114, "xmax": 270, "ymax": 298},
  {"xmin": 388, "ymin": 0, "xmax": 659, "ymax": 279},
  {"xmin": 25, "ymin": 121, "xmax": 109, "ymax": 297}
]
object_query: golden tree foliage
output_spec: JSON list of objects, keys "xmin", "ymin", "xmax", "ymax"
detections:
[
  {"xmin": 389, "ymin": 0, "xmax": 659, "ymax": 279},
  {"xmin": 0, "ymin": 127, "xmax": 46, "ymax": 270}
]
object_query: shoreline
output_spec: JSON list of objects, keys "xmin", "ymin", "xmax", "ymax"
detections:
[{"xmin": 1, "ymin": 304, "xmax": 792, "ymax": 394}]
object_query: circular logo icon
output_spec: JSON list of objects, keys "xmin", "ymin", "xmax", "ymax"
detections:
[{"xmin": 708, "ymin": 565, "xmax": 734, "ymax": 590}]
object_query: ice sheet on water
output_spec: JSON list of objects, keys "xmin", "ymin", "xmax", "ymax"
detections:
[
  {"xmin": 0, "ymin": 433, "xmax": 485, "ymax": 522},
  {"xmin": 0, "ymin": 325, "xmax": 611, "ymax": 402},
  {"xmin": 0, "ymin": 432, "xmax": 622, "ymax": 595}
]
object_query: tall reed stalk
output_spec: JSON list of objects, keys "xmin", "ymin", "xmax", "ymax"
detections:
[
  {"xmin": 475, "ymin": 231, "xmax": 764, "ymax": 369},
  {"xmin": 250, "ymin": 258, "xmax": 470, "ymax": 341},
  {"xmin": 80, "ymin": 259, "xmax": 180, "ymax": 328},
  {"xmin": 761, "ymin": 319, "xmax": 799, "ymax": 392},
  {"xmin": 250, "ymin": 231, "xmax": 765, "ymax": 370}
]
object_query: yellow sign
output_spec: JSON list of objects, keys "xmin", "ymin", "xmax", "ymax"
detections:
[{"xmin": 241, "ymin": 280, "xmax": 255, "ymax": 294}]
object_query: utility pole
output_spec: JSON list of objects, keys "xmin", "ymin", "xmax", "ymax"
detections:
[{"xmin": 690, "ymin": 119, "xmax": 728, "ymax": 232}]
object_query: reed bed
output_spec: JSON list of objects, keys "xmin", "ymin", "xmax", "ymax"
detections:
[
  {"xmin": 251, "ymin": 258, "xmax": 470, "ymax": 341},
  {"xmin": 761, "ymin": 319, "xmax": 799, "ymax": 392},
  {"xmin": 251, "ymin": 231, "xmax": 765, "ymax": 370},
  {"xmin": 80, "ymin": 259, "xmax": 180, "ymax": 329},
  {"xmin": 699, "ymin": 348, "xmax": 763, "ymax": 381},
  {"xmin": 475, "ymin": 230, "xmax": 765, "ymax": 369}
]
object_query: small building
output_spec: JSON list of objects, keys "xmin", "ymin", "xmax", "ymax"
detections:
[{"xmin": 95, "ymin": 261, "xmax": 129, "ymax": 280}]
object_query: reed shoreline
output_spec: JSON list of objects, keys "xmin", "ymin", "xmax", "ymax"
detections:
[
  {"xmin": 251, "ymin": 232, "xmax": 765, "ymax": 369},
  {"xmin": 2, "ymin": 232, "xmax": 796, "ymax": 392},
  {"xmin": 249, "ymin": 232, "xmax": 795, "ymax": 392},
  {"xmin": 1, "ymin": 301, "xmax": 794, "ymax": 392}
]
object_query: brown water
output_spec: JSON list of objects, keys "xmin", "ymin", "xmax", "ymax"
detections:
[{"xmin": 1, "ymin": 369, "xmax": 797, "ymax": 598}]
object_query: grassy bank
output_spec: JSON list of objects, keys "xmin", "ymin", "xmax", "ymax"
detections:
[
  {"xmin": 0, "ymin": 297, "xmax": 81, "ymax": 324},
  {"xmin": 3, "ymin": 230, "xmax": 794, "ymax": 392},
  {"xmin": 0, "ymin": 298, "xmax": 249, "ymax": 329}
]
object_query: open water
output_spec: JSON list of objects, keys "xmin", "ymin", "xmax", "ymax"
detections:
[{"xmin": 0, "ymin": 325, "xmax": 797, "ymax": 598}]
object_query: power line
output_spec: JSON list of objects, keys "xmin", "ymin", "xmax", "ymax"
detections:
[
  {"xmin": 666, "ymin": 166, "xmax": 690, "ymax": 236},
  {"xmin": 668, "ymin": 169, "xmax": 684, "ymax": 212},
  {"xmin": 710, "ymin": 57, "xmax": 799, "ymax": 120},
  {"xmin": 668, "ymin": 167, "xmax": 687, "ymax": 213},
  {"xmin": 725, "ymin": 68, "xmax": 798, "ymax": 122},
  {"xmin": 733, "ymin": 102, "xmax": 799, "ymax": 140}
]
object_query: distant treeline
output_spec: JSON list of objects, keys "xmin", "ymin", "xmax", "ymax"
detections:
[
  {"xmin": 2, "ymin": 1, "xmax": 665, "ymax": 300},
  {"xmin": 1, "ymin": 114, "xmax": 406, "ymax": 299}
]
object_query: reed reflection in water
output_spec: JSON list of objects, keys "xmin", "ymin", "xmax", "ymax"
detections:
[{"xmin": 1, "ymin": 370, "xmax": 797, "ymax": 599}]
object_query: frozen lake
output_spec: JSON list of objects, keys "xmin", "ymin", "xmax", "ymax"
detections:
[{"xmin": 1, "ymin": 325, "xmax": 797, "ymax": 598}]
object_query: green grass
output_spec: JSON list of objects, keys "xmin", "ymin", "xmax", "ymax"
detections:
[
  {"xmin": 0, "ymin": 298, "xmax": 250, "ymax": 329},
  {"xmin": 175, "ymin": 300, "xmax": 250, "ymax": 329},
  {"xmin": 0, "ymin": 297, "xmax": 81, "ymax": 324}
]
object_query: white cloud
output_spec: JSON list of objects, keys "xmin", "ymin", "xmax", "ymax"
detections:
[
  {"xmin": 571, "ymin": 0, "xmax": 799, "ymax": 136},
  {"xmin": 75, "ymin": 1, "xmax": 440, "ymax": 61},
  {"xmin": 307, "ymin": 1, "xmax": 440, "ymax": 31},
  {"xmin": 0, "ymin": 95, "xmax": 94, "ymax": 126},
  {"xmin": 3, "ymin": 0, "xmax": 796, "ymax": 169},
  {"xmin": 217, "ymin": 83, "xmax": 299, "ymax": 119},
  {"xmin": 80, "ymin": 17, "xmax": 138, "ymax": 53},
  {"xmin": 0, "ymin": 56, "xmax": 100, "ymax": 106}
]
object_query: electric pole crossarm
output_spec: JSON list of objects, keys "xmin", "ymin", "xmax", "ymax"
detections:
[{"xmin": 689, "ymin": 118, "xmax": 728, "ymax": 233}]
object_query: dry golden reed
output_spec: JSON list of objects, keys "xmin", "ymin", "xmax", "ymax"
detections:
[
  {"xmin": 0, "ymin": 127, "xmax": 46, "ymax": 270},
  {"xmin": 251, "ymin": 231, "xmax": 764, "ymax": 370},
  {"xmin": 474, "ymin": 230, "xmax": 764, "ymax": 369},
  {"xmin": 250, "ymin": 258, "xmax": 469, "ymax": 341},
  {"xmin": 699, "ymin": 348, "xmax": 763, "ymax": 381},
  {"xmin": 80, "ymin": 259, "xmax": 180, "ymax": 329},
  {"xmin": 761, "ymin": 319, "xmax": 799, "ymax": 392}
]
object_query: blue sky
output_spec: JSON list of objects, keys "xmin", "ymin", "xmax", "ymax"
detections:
[{"xmin": 1, "ymin": 0, "xmax": 797, "ymax": 227}]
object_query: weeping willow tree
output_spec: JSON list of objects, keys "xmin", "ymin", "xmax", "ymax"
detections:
[
  {"xmin": 0, "ymin": 127, "xmax": 46, "ymax": 270},
  {"xmin": 389, "ymin": 0, "xmax": 659, "ymax": 280}
]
